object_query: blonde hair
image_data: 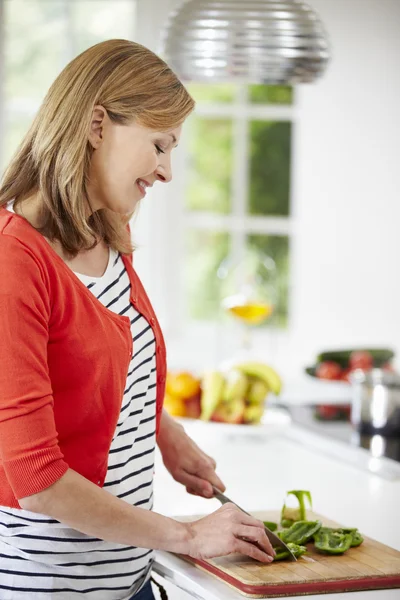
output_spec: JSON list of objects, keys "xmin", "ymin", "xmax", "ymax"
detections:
[{"xmin": 0, "ymin": 39, "xmax": 195, "ymax": 257}]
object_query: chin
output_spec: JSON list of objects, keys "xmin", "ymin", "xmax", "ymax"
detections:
[{"xmin": 109, "ymin": 197, "xmax": 140, "ymax": 216}]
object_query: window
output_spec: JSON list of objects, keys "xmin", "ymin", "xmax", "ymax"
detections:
[
  {"xmin": 0, "ymin": 0, "xmax": 137, "ymax": 172},
  {"xmin": 182, "ymin": 83, "xmax": 294, "ymax": 331}
]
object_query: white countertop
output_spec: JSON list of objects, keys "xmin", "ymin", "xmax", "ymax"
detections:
[{"xmin": 152, "ymin": 416, "xmax": 400, "ymax": 599}]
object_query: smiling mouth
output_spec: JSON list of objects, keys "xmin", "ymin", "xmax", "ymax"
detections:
[{"xmin": 136, "ymin": 179, "xmax": 151, "ymax": 196}]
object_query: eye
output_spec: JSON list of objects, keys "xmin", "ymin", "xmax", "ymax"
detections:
[{"xmin": 155, "ymin": 144, "xmax": 165, "ymax": 155}]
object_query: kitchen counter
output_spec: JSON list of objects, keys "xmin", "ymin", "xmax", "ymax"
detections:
[{"xmin": 152, "ymin": 416, "xmax": 400, "ymax": 599}]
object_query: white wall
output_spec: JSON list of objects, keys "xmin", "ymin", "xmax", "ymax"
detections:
[
  {"xmin": 290, "ymin": 0, "xmax": 400, "ymax": 373},
  {"xmin": 132, "ymin": 0, "xmax": 400, "ymax": 377}
]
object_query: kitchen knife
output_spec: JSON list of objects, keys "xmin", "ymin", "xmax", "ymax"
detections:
[{"xmin": 212, "ymin": 486, "xmax": 297, "ymax": 561}]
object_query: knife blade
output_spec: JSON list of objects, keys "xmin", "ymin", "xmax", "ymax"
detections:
[{"xmin": 212, "ymin": 486, "xmax": 297, "ymax": 561}]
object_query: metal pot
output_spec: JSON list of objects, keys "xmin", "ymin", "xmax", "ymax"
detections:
[{"xmin": 350, "ymin": 368, "xmax": 400, "ymax": 436}]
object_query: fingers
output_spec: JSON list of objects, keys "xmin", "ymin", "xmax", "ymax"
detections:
[
  {"xmin": 234, "ymin": 538, "xmax": 274, "ymax": 564},
  {"xmin": 239, "ymin": 513, "xmax": 275, "ymax": 556},
  {"xmin": 210, "ymin": 472, "xmax": 226, "ymax": 493},
  {"xmin": 192, "ymin": 459, "xmax": 226, "ymax": 494},
  {"xmin": 236, "ymin": 525, "xmax": 275, "ymax": 559},
  {"xmin": 181, "ymin": 471, "xmax": 214, "ymax": 497},
  {"xmin": 182, "ymin": 453, "xmax": 226, "ymax": 497},
  {"xmin": 205, "ymin": 453, "xmax": 217, "ymax": 471}
]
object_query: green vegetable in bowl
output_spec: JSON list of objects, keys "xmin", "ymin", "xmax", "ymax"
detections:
[
  {"xmin": 317, "ymin": 348, "xmax": 394, "ymax": 369},
  {"xmin": 273, "ymin": 542, "xmax": 307, "ymax": 561},
  {"xmin": 278, "ymin": 520, "xmax": 322, "ymax": 545},
  {"xmin": 280, "ymin": 490, "xmax": 312, "ymax": 527}
]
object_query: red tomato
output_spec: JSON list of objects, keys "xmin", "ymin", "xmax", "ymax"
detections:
[
  {"xmin": 315, "ymin": 404, "xmax": 351, "ymax": 421},
  {"xmin": 316, "ymin": 405, "xmax": 339, "ymax": 419},
  {"xmin": 316, "ymin": 361, "xmax": 342, "ymax": 380},
  {"xmin": 349, "ymin": 351, "xmax": 373, "ymax": 371},
  {"xmin": 340, "ymin": 368, "xmax": 352, "ymax": 383}
]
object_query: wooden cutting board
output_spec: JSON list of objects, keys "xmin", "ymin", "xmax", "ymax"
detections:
[{"xmin": 176, "ymin": 510, "xmax": 400, "ymax": 598}]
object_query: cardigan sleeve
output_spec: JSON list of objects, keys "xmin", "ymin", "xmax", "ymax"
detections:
[{"xmin": 0, "ymin": 235, "xmax": 69, "ymax": 499}]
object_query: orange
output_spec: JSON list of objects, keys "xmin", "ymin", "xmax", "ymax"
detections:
[
  {"xmin": 163, "ymin": 393, "xmax": 187, "ymax": 417},
  {"xmin": 166, "ymin": 371, "xmax": 201, "ymax": 399}
]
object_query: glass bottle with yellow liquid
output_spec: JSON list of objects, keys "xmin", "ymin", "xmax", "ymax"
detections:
[{"xmin": 217, "ymin": 248, "xmax": 277, "ymax": 356}]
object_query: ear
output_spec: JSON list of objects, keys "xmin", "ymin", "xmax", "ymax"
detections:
[{"xmin": 88, "ymin": 105, "xmax": 108, "ymax": 149}]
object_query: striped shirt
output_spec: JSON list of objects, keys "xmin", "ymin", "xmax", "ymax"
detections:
[{"xmin": 1, "ymin": 207, "xmax": 157, "ymax": 599}]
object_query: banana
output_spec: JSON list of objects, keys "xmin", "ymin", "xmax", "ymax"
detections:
[
  {"xmin": 234, "ymin": 361, "xmax": 282, "ymax": 396},
  {"xmin": 200, "ymin": 370, "xmax": 226, "ymax": 421},
  {"xmin": 247, "ymin": 378, "xmax": 270, "ymax": 405},
  {"xmin": 244, "ymin": 404, "xmax": 265, "ymax": 424},
  {"xmin": 222, "ymin": 368, "xmax": 248, "ymax": 403}
]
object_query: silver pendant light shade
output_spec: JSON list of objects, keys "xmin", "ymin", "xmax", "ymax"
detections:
[{"xmin": 160, "ymin": 0, "xmax": 330, "ymax": 84}]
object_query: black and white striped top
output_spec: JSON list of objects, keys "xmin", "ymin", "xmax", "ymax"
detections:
[{"xmin": 0, "ymin": 210, "xmax": 157, "ymax": 599}]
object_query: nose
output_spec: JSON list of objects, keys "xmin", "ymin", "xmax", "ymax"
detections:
[{"xmin": 155, "ymin": 155, "xmax": 172, "ymax": 183}]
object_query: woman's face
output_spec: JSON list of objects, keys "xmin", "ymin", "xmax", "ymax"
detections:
[{"xmin": 87, "ymin": 106, "xmax": 181, "ymax": 215}]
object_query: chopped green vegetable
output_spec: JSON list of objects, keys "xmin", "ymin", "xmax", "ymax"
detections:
[
  {"xmin": 281, "ymin": 518, "xmax": 294, "ymax": 528},
  {"xmin": 276, "ymin": 489, "xmax": 364, "ymax": 558},
  {"xmin": 278, "ymin": 520, "xmax": 322, "ymax": 545},
  {"xmin": 316, "ymin": 527, "xmax": 364, "ymax": 548},
  {"xmin": 273, "ymin": 542, "xmax": 307, "ymax": 561},
  {"xmin": 263, "ymin": 521, "xmax": 278, "ymax": 532},
  {"xmin": 348, "ymin": 530, "xmax": 364, "ymax": 547},
  {"xmin": 314, "ymin": 529, "xmax": 353, "ymax": 554},
  {"xmin": 280, "ymin": 490, "xmax": 312, "ymax": 527}
]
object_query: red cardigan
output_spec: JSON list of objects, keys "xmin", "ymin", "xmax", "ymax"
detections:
[{"xmin": 0, "ymin": 208, "xmax": 166, "ymax": 508}]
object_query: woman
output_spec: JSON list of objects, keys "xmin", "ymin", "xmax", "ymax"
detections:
[{"xmin": 0, "ymin": 39, "xmax": 275, "ymax": 600}]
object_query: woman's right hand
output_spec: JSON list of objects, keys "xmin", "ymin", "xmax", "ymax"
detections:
[{"xmin": 184, "ymin": 503, "xmax": 276, "ymax": 563}]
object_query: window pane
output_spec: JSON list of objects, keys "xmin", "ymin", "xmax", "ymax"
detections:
[
  {"xmin": 186, "ymin": 116, "xmax": 233, "ymax": 213},
  {"xmin": 248, "ymin": 121, "xmax": 291, "ymax": 216},
  {"xmin": 186, "ymin": 83, "xmax": 237, "ymax": 103},
  {"xmin": 185, "ymin": 230, "xmax": 230, "ymax": 320},
  {"xmin": 249, "ymin": 85, "xmax": 293, "ymax": 105},
  {"xmin": 247, "ymin": 235, "xmax": 290, "ymax": 327},
  {"xmin": 4, "ymin": 0, "xmax": 66, "ymax": 105},
  {"xmin": 73, "ymin": 1, "xmax": 136, "ymax": 53}
]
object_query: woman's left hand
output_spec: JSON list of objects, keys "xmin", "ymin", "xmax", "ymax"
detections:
[{"xmin": 157, "ymin": 410, "xmax": 226, "ymax": 498}]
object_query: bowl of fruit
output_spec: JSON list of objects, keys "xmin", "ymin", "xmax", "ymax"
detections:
[{"xmin": 164, "ymin": 361, "xmax": 290, "ymax": 434}]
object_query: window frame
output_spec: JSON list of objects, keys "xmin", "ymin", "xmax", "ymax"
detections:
[{"xmin": 160, "ymin": 86, "xmax": 298, "ymax": 345}]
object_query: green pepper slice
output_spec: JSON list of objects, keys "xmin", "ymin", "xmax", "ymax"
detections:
[
  {"xmin": 280, "ymin": 490, "xmax": 312, "ymax": 527},
  {"xmin": 273, "ymin": 542, "xmax": 307, "ymax": 561},
  {"xmin": 278, "ymin": 520, "xmax": 322, "ymax": 545},
  {"xmin": 314, "ymin": 530, "xmax": 353, "ymax": 554},
  {"xmin": 316, "ymin": 526, "xmax": 364, "ymax": 548},
  {"xmin": 263, "ymin": 521, "xmax": 278, "ymax": 532}
]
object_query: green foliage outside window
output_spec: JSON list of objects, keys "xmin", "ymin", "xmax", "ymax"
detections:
[
  {"xmin": 249, "ymin": 84, "xmax": 293, "ymax": 105},
  {"xmin": 186, "ymin": 117, "xmax": 233, "ymax": 214},
  {"xmin": 187, "ymin": 83, "xmax": 237, "ymax": 103},
  {"xmin": 249, "ymin": 121, "xmax": 291, "ymax": 216}
]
